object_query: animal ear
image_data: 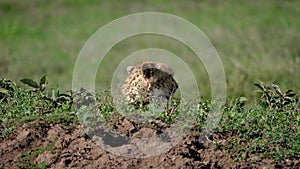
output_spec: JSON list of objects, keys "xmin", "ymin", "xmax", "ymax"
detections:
[
  {"xmin": 142, "ymin": 63, "xmax": 155, "ymax": 79},
  {"xmin": 126, "ymin": 66, "xmax": 135, "ymax": 74},
  {"xmin": 154, "ymin": 63, "xmax": 174, "ymax": 76}
]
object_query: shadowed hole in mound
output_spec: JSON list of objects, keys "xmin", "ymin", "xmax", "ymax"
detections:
[{"xmin": 89, "ymin": 127, "xmax": 130, "ymax": 147}]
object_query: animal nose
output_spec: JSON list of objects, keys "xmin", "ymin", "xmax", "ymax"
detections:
[{"xmin": 165, "ymin": 95, "xmax": 170, "ymax": 100}]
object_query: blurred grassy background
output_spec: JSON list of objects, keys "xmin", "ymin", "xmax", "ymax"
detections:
[{"xmin": 0, "ymin": 0, "xmax": 299, "ymax": 99}]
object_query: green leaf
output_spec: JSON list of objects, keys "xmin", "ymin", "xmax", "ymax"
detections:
[
  {"xmin": 283, "ymin": 97, "xmax": 293, "ymax": 105},
  {"xmin": 0, "ymin": 87, "xmax": 8, "ymax": 95},
  {"xmin": 238, "ymin": 97, "xmax": 248, "ymax": 103},
  {"xmin": 254, "ymin": 81, "xmax": 265, "ymax": 91},
  {"xmin": 39, "ymin": 74, "xmax": 47, "ymax": 86},
  {"xmin": 285, "ymin": 89, "xmax": 294, "ymax": 94},
  {"xmin": 284, "ymin": 90, "xmax": 296, "ymax": 97},
  {"xmin": 39, "ymin": 74, "xmax": 47, "ymax": 91},
  {"xmin": 270, "ymin": 84, "xmax": 282, "ymax": 96},
  {"xmin": 20, "ymin": 78, "xmax": 39, "ymax": 88}
]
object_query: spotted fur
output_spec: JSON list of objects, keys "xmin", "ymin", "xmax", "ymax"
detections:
[{"xmin": 121, "ymin": 62, "xmax": 178, "ymax": 104}]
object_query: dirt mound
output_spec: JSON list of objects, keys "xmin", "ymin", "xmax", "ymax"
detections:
[{"xmin": 0, "ymin": 120, "xmax": 299, "ymax": 169}]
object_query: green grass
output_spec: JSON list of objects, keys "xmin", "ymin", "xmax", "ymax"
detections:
[
  {"xmin": 0, "ymin": 0, "xmax": 299, "ymax": 165},
  {"xmin": 1, "ymin": 77, "xmax": 299, "ymax": 163},
  {"xmin": 17, "ymin": 144, "xmax": 56, "ymax": 169},
  {"xmin": 215, "ymin": 106, "xmax": 299, "ymax": 162},
  {"xmin": 0, "ymin": 0, "xmax": 299, "ymax": 99},
  {"xmin": 0, "ymin": 76, "xmax": 78, "ymax": 139}
]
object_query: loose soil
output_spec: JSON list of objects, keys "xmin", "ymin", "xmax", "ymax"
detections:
[{"xmin": 0, "ymin": 119, "xmax": 299, "ymax": 169}]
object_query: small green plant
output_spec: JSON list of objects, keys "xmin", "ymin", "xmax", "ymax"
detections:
[
  {"xmin": 0, "ymin": 78, "xmax": 16, "ymax": 103},
  {"xmin": 214, "ymin": 81, "xmax": 300, "ymax": 162},
  {"xmin": 216, "ymin": 105, "xmax": 300, "ymax": 162},
  {"xmin": 20, "ymin": 75, "xmax": 72, "ymax": 109},
  {"xmin": 159, "ymin": 98, "xmax": 180, "ymax": 126},
  {"xmin": 0, "ymin": 126, "xmax": 14, "ymax": 139},
  {"xmin": 254, "ymin": 80, "xmax": 299, "ymax": 111},
  {"xmin": 227, "ymin": 97, "xmax": 248, "ymax": 112},
  {"xmin": 17, "ymin": 145, "xmax": 56, "ymax": 169},
  {"xmin": 0, "ymin": 77, "xmax": 77, "ymax": 140},
  {"xmin": 20, "ymin": 74, "xmax": 47, "ymax": 92}
]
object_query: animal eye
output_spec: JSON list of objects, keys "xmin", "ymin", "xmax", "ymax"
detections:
[{"xmin": 143, "ymin": 69, "xmax": 152, "ymax": 79}]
